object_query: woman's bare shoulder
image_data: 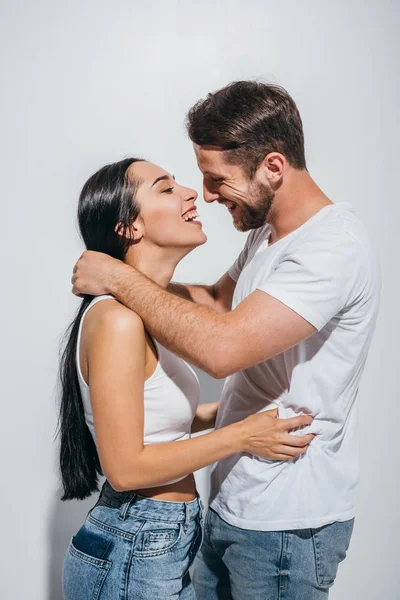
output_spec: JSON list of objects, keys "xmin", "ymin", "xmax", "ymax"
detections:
[{"xmin": 84, "ymin": 297, "xmax": 145, "ymax": 339}]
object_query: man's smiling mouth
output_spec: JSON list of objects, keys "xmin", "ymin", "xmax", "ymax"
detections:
[{"xmin": 219, "ymin": 200, "xmax": 237, "ymax": 214}]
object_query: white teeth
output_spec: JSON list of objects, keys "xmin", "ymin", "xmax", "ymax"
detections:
[{"xmin": 183, "ymin": 210, "xmax": 199, "ymax": 222}]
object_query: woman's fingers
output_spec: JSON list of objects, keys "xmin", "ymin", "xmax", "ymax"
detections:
[
  {"xmin": 255, "ymin": 433, "xmax": 315, "ymax": 461},
  {"xmin": 277, "ymin": 414, "xmax": 313, "ymax": 432},
  {"xmin": 278, "ymin": 433, "xmax": 315, "ymax": 447},
  {"xmin": 279, "ymin": 444, "xmax": 307, "ymax": 457},
  {"xmin": 268, "ymin": 453, "xmax": 298, "ymax": 461},
  {"xmin": 268, "ymin": 444, "xmax": 308, "ymax": 461},
  {"xmin": 274, "ymin": 434, "xmax": 316, "ymax": 460},
  {"xmin": 266, "ymin": 408, "xmax": 278, "ymax": 418}
]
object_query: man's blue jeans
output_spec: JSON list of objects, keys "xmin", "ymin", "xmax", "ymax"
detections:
[{"xmin": 192, "ymin": 507, "xmax": 354, "ymax": 599}]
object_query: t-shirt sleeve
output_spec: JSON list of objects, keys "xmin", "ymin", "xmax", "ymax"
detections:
[
  {"xmin": 258, "ymin": 231, "xmax": 369, "ymax": 331},
  {"xmin": 228, "ymin": 231, "xmax": 255, "ymax": 282}
]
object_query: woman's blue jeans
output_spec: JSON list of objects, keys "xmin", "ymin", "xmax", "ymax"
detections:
[{"xmin": 62, "ymin": 481, "xmax": 204, "ymax": 599}]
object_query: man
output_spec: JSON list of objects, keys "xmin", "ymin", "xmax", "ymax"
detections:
[{"xmin": 72, "ymin": 81, "xmax": 380, "ymax": 598}]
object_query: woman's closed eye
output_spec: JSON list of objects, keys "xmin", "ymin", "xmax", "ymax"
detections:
[{"xmin": 162, "ymin": 186, "xmax": 175, "ymax": 194}]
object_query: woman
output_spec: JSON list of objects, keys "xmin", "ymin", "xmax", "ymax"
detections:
[{"xmin": 59, "ymin": 157, "xmax": 313, "ymax": 599}]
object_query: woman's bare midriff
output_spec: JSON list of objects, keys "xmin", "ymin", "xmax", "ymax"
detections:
[{"xmin": 133, "ymin": 473, "xmax": 197, "ymax": 502}]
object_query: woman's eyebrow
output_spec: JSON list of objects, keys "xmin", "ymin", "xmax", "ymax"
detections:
[{"xmin": 151, "ymin": 174, "xmax": 175, "ymax": 187}]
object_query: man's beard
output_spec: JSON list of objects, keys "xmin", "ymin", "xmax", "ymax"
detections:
[{"xmin": 235, "ymin": 180, "xmax": 275, "ymax": 232}]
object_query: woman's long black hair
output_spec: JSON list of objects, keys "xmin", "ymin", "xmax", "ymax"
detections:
[{"xmin": 58, "ymin": 157, "xmax": 144, "ymax": 500}]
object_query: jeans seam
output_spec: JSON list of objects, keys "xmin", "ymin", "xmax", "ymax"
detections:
[
  {"xmin": 192, "ymin": 517, "xmax": 204, "ymax": 562},
  {"xmin": 124, "ymin": 532, "xmax": 136, "ymax": 600},
  {"xmin": 278, "ymin": 531, "xmax": 290, "ymax": 600},
  {"xmin": 311, "ymin": 528, "xmax": 334, "ymax": 586},
  {"xmin": 204, "ymin": 508, "xmax": 218, "ymax": 555},
  {"xmin": 88, "ymin": 514, "xmax": 144, "ymax": 542}
]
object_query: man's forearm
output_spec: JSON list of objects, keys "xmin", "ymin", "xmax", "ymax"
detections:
[
  {"xmin": 168, "ymin": 273, "xmax": 234, "ymax": 314},
  {"xmin": 167, "ymin": 282, "xmax": 218, "ymax": 310},
  {"xmin": 73, "ymin": 252, "xmax": 315, "ymax": 378},
  {"xmin": 111, "ymin": 265, "xmax": 232, "ymax": 378}
]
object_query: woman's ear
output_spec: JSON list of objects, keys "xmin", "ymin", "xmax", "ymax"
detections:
[{"xmin": 114, "ymin": 218, "xmax": 144, "ymax": 243}]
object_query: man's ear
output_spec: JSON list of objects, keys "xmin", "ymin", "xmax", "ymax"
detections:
[{"xmin": 259, "ymin": 152, "xmax": 286, "ymax": 186}]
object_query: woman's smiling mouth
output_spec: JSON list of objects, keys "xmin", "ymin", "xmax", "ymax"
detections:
[
  {"xmin": 182, "ymin": 206, "xmax": 202, "ymax": 225},
  {"xmin": 182, "ymin": 209, "xmax": 199, "ymax": 222}
]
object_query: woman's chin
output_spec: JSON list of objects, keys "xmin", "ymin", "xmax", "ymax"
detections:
[
  {"xmin": 186, "ymin": 227, "xmax": 208, "ymax": 247},
  {"xmin": 198, "ymin": 231, "xmax": 208, "ymax": 245},
  {"xmin": 181, "ymin": 231, "xmax": 208, "ymax": 253}
]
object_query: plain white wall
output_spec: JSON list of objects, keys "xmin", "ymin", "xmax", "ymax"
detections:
[{"xmin": 1, "ymin": 1, "xmax": 398, "ymax": 598}]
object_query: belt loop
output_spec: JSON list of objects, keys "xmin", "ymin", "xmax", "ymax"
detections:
[
  {"xmin": 118, "ymin": 492, "xmax": 136, "ymax": 521},
  {"xmin": 184, "ymin": 502, "xmax": 190, "ymax": 531}
]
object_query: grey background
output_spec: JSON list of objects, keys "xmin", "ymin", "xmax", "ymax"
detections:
[{"xmin": 1, "ymin": 1, "xmax": 398, "ymax": 598}]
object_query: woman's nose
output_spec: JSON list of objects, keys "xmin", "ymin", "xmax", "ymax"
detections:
[{"xmin": 184, "ymin": 187, "xmax": 198, "ymax": 202}]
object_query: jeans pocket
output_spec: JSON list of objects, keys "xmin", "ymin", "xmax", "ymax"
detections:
[
  {"xmin": 134, "ymin": 521, "xmax": 183, "ymax": 556},
  {"xmin": 62, "ymin": 527, "xmax": 113, "ymax": 600},
  {"xmin": 311, "ymin": 519, "xmax": 354, "ymax": 588}
]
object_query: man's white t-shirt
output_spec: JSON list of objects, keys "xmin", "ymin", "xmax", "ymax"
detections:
[{"xmin": 209, "ymin": 202, "xmax": 380, "ymax": 531}]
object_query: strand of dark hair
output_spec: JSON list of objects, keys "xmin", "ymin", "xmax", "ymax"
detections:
[
  {"xmin": 57, "ymin": 157, "xmax": 143, "ymax": 500},
  {"xmin": 58, "ymin": 296, "xmax": 101, "ymax": 500}
]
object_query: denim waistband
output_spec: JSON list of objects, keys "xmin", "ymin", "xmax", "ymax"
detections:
[{"xmin": 97, "ymin": 480, "xmax": 203, "ymax": 523}]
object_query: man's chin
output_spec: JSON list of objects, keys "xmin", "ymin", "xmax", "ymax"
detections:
[
  {"xmin": 230, "ymin": 210, "xmax": 246, "ymax": 232},
  {"xmin": 233, "ymin": 220, "xmax": 247, "ymax": 232},
  {"xmin": 232, "ymin": 215, "xmax": 256, "ymax": 232}
]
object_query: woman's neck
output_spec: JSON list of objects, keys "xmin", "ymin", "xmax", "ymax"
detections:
[{"xmin": 124, "ymin": 245, "xmax": 182, "ymax": 289}]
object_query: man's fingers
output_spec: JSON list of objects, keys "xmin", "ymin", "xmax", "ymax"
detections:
[{"xmin": 277, "ymin": 415, "xmax": 313, "ymax": 432}]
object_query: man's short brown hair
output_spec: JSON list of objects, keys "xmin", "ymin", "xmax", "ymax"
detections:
[{"xmin": 186, "ymin": 81, "xmax": 307, "ymax": 177}]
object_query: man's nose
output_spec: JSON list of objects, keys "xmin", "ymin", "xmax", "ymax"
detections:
[{"xmin": 203, "ymin": 183, "xmax": 220, "ymax": 204}]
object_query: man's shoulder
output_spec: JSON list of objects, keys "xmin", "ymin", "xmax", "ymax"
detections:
[{"xmin": 295, "ymin": 203, "xmax": 375, "ymax": 253}]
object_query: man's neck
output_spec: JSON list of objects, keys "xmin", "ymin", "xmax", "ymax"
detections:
[{"xmin": 267, "ymin": 170, "xmax": 332, "ymax": 244}]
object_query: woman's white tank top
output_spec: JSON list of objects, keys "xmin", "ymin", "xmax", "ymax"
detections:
[{"xmin": 76, "ymin": 295, "xmax": 200, "ymax": 485}]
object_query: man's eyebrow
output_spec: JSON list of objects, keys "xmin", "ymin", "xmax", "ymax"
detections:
[
  {"xmin": 151, "ymin": 174, "xmax": 175, "ymax": 187},
  {"xmin": 203, "ymin": 171, "xmax": 222, "ymax": 177}
]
